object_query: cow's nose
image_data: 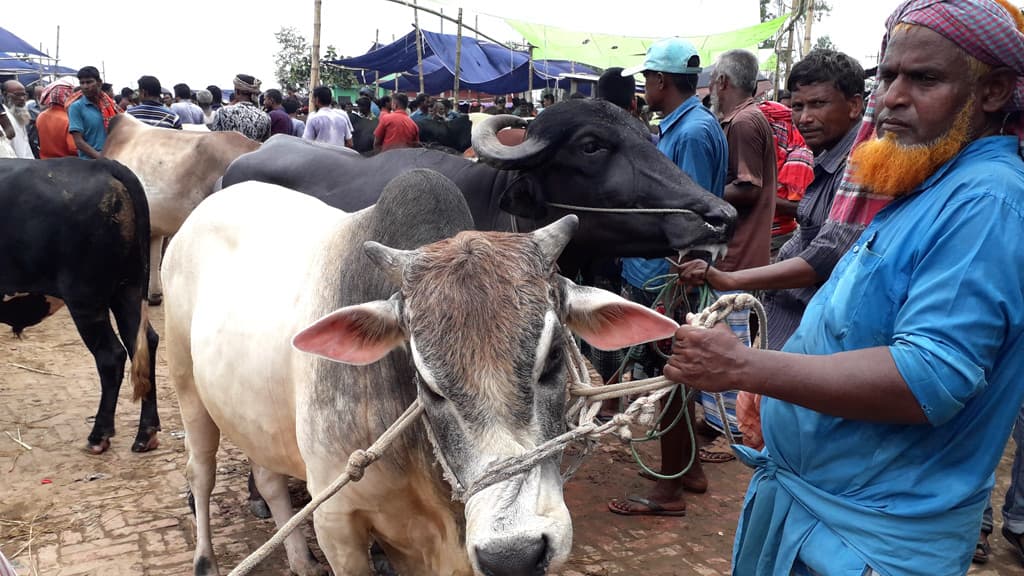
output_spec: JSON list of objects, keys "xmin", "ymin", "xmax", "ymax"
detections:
[
  {"xmin": 475, "ymin": 535, "xmax": 548, "ymax": 576},
  {"xmin": 707, "ymin": 202, "xmax": 738, "ymax": 237}
]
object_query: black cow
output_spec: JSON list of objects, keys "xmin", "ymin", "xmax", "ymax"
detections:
[
  {"xmin": 222, "ymin": 99, "xmax": 736, "ymax": 267},
  {"xmin": 0, "ymin": 158, "xmax": 160, "ymax": 454},
  {"xmin": 415, "ymin": 114, "xmax": 472, "ymax": 154}
]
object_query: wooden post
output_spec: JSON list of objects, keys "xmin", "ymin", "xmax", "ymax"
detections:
[
  {"xmin": 414, "ymin": 0, "xmax": 425, "ymax": 94},
  {"xmin": 310, "ymin": 0, "xmax": 322, "ymax": 112},
  {"xmin": 527, "ymin": 44, "xmax": 534, "ymax": 97},
  {"xmin": 802, "ymin": 0, "xmax": 814, "ymax": 57},
  {"xmin": 454, "ymin": 8, "xmax": 463, "ymax": 98}
]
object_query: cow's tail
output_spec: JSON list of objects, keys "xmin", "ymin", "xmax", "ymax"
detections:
[
  {"xmin": 101, "ymin": 158, "xmax": 154, "ymax": 402},
  {"xmin": 131, "ymin": 302, "xmax": 152, "ymax": 401}
]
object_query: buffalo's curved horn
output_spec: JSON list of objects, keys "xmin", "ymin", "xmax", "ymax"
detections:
[
  {"xmin": 364, "ymin": 241, "xmax": 415, "ymax": 285},
  {"xmin": 531, "ymin": 215, "xmax": 579, "ymax": 266},
  {"xmin": 471, "ymin": 114, "xmax": 550, "ymax": 170}
]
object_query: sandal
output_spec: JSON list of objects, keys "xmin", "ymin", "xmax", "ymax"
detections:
[
  {"xmin": 607, "ymin": 496, "xmax": 686, "ymax": 517},
  {"xmin": 973, "ymin": 532, "xmax": 991, "ymax": 564}
]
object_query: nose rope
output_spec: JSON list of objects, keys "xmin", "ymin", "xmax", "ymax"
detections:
[
  {"xmin": 545, "ymin": 202, "xmax": 700, "ymax": 216},
  {"xmin": 226, "ymin": 292, "xmax": 766, "ymax": 575}
]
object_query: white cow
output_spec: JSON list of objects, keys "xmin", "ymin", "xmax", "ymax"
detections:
[
  {"xmin": 102, "ymin": 113, "xmax": 260, "ymax": 305},
  {"xmin": 162, "ymin": 170, "xmax": 677, "ymax": 575}
]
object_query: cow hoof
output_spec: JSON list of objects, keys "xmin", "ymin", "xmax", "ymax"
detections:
[
  {"xmin": 131, "ymin": 429, "xmax": 160, "ymax": 453},
  {"xmin": 85, "ymin": 437, "xmax": 111, "ymax": 455},
  {"xmin": 148, "ymin": 294, "xmax": 163, "ymax": 306},
  {"xmin": 249, "ymin": 498, "xmax": 272, "ymax": 519}
]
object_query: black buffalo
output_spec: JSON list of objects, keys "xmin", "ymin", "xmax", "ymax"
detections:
[
  {"xmin": 0, "ymin": 158, "xmax": 160, "ymax": 454},
  {"xmin": 222, "ymin": 99, "xmax": 736, "ymax": 265},
  {"xmin": 415, "ymin": 114, "xmax": 473, "ymax": 154}
]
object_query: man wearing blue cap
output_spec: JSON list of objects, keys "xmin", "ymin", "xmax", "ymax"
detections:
[{"xmin": 607, "ymin": 37, "xmax": 729, "ymax": 517}]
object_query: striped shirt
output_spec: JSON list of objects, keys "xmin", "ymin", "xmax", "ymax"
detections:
[
  {"xmin": 127, "ymin": 100, "xmax": 182, "ymax": 130},
  {"xmin": 763, "ymin": 123, "xmax": 861, "ymax": 350}
]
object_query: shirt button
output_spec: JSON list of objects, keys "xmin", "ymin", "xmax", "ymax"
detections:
[{"xmin": 853, "ymin": 246, "xmax": 861, "ymax": 253}]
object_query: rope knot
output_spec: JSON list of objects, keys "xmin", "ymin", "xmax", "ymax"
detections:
[{"xmin": 346, "ymin": 449, "xmax": 374, "ymax": 482}]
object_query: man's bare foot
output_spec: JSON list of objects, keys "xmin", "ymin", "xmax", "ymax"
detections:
[{"xmin": 637, "ymin": 468, "xmax": 709, "ymax": 493}]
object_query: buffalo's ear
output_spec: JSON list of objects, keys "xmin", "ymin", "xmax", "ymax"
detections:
[
  {"xmin": 292, "ymin": 296, "xmax": 405, "ymax": 365},
  {"xmin": 560, "ymin": 277, "xmax": 678, "ymax": 351},
  {"xmin": 499, "ymin": 176, "xmax": 548, "ymax": 220}
]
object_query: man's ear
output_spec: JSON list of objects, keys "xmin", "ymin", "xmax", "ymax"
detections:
[{"xmin": 980, "ymin": 67, "xmax": 1018, "ymax": 113}]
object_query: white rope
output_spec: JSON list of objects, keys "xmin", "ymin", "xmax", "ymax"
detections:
[{"xmin": 227, "ymin": 292, "xmax": 765, "ymax": 575}]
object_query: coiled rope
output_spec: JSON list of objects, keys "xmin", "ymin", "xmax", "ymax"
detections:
[{"xmin": 227, "ymin": 292, "xmax": 766, "ymax": 575}]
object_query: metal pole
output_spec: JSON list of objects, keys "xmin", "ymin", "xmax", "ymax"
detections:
[
  {"xmin": 414, "ymin": 0, "xmax": 425, "ymax": 94},
  {"xmin": 454, "ymin": 8, "xmax": 463, "ymax": 98},
  {"xmin": 310, "ymin": 0, "xmax": 322, "ymax": 112}
]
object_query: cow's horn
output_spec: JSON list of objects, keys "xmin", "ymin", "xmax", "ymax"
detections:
[
  {"xmin": 531, "ymin": 215, "xmax": 579, "ymax": 265},
  {"xmin": 364, "ymin": 241, "xmax": 414, "ymax": 285},
  {"xmin": 472, "ymin": 114, "xmax": 549, "ymax": 170}
]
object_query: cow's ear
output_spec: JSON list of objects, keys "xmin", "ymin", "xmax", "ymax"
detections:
[
  {"xmin": 560, "ymin": 277, "xmax": 678, "ymax": 351},
  {"xmin": 499, "ymin": 176, "xmax": 547, "ymax": 220},
  {"xmin": 292, "ymin": 297, "xmax": 405, "ymax": 365}
]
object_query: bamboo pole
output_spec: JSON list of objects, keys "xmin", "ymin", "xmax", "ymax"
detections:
[
  {"xmin": 414, "ymin": 0, "xmax": 425, "ymax": 94},
  {"xmin": 310, "ymin": 0, "xmax": 322, "ymax": 112},
  {"xmin": 527, "ymin": 44, "xmax": 534, "ymax": 96},
  {"xmin": 454, "ymin": 8, "xmax": 463, "ymax": 97},
  {"xmin": 440, "ymin": 7, "xmax": 444, "ymax": 35},
  {"xmin": 802, "ymin": 0, "xmax": 815, "ymax": 57},
  {"xmin": 381, "ymin": 0, "xmax": 506, "ymax": 47}
]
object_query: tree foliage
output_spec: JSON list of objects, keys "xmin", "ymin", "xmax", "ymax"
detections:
[
  {"xmin": 273, "ymin": 27, "xmax": 357, "ymax": 92},
  {"xmin": 813, "ymin": 34, "xmax": 836, "ymax": 52}
]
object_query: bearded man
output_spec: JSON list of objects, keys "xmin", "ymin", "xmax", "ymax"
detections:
[
  {"xmin": 3, "ymin": 80, "xmax": 35, "ymax": 158},
  {"xmin": 664, "ymin": 1, "xmax": 1024, "ymax": 574}
]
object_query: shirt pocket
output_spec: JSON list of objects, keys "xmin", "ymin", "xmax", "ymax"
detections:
[{"xmin": 819, "ymin": 233, "xmax": 898, "ymax": 345}]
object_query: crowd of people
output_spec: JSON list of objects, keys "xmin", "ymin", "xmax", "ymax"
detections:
[{"xmin": 3, "ymin": 0, "xmax": 1024, "ymax": 573}]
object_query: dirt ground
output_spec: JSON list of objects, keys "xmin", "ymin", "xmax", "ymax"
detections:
[{"xmin": 0, "ymin": 307, "xmax": 1020, "ymax": 575}]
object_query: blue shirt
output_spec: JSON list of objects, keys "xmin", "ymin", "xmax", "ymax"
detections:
[
  {"xmin": 67, "ymin": 97, "xmax": 106, "ymax": 158},
  {"xmin": 622, "ymin": 95, "xmax": 728, "ymax": 289},
  {"xmin": 733, "ymin": 136, "xmax": 1024, "ymax": 576}
]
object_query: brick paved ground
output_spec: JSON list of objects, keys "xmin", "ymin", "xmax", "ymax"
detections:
[{"xmin": 0, "ymin": 307, "xmax": 1020, "ymax": 575}]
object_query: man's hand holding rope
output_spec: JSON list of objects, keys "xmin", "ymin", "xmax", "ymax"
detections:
[{"xmin": 665, "ymin": 314, "xmax": 751, "ymax": 394}]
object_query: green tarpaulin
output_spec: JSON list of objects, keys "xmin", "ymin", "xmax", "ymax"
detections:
[{"xmin": 505, "ymin": 15, "xmax": 789, "ymax": 71}]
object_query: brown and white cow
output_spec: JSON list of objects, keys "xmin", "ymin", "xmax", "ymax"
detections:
[
  {"xmin": 161, "ymin": 170, "xmax": 677, "ymax": 575},
  {"xmin": 103, "ymin": 113, "xmax": 260, "ymax": 304}
]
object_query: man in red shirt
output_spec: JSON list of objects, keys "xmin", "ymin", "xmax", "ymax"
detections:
[{"xmin": 373, "ymin": 92, "xmax": 419, "ymax": 152}]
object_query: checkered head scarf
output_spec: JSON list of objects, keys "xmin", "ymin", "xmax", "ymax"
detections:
[
  {"xmin": 829, "ymin": 0, "xmax": 1024, "ymax": 226},
  {"xmin": 40, "ymin": 76, "xmax": 78, "ymax": 108}
]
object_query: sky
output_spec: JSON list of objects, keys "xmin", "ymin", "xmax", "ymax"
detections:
[{"xmin": 7, "ymin": 0, "xmax": 894, "ymax": 93}]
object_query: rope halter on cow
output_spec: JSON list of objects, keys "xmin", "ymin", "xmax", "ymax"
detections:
[{"xmin": 227, "ymin": 291, "xmax": 766, "ymax": 576}]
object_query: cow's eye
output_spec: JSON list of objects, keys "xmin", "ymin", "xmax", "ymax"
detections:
[
  {"xmin": 581, "ymin": 141, "xmax": 604, "ymax": 155},
  {"xmin": 538, "ymin": 345, "xmax": 565, "ymax": 384}
]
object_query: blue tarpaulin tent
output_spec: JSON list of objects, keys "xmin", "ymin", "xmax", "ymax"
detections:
[
  {"xmin": 333, "ymin": 29, "xmax": 597, "ymax": 95},
  {"xmin": 0, "ymin": 26, "xmax": 48, "ymax": 57}
]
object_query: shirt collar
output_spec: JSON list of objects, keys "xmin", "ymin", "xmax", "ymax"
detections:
[
  {"xmin": 918, "ymin": 135, "xmax": 1019, "ymax": 192},
  {"xmin": 658, "ymin": 95, "xmax": 702, "ymax": 135},
  {"xmin": 720, "ymin": 97, "xmax": 756, "ymax": 125},
  {"xmin": 816, "ymin": 122, "xmax": 861, "ymax": 174}
]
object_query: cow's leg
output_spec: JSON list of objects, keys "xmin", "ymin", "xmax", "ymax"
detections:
[
  {"xmin": 66, "ymin": 304, "xmax": 126, "ymax": 454},
  {"xmin": 246, "ymin": 469, "xmax": 272, "ymax": 519},
  {"xmin": 251, "ymin": 465, "xmax": 328, "ymax": 575},
  {"xmin": 111, "ymin": 286, "xmax": 161, "ymax": 452},
  {"xmin": 306, "ymin": 471, "xmax": 373, "ymax": 575},
  {"xmin": 180, "ymin": 389, "xmax": 221, "ymax": 575},
  {"xmin": 167, "ymin": 322, "xmax": 222, "ymax": 576},
  {"xmin": 148, "ymin": 237, "xmax": 164, "ymax": 305}
]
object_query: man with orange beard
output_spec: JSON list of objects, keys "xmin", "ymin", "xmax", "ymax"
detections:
[{"xmin": 663, "ymin": 0, "xmax": 1024, "ymax": 574}]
